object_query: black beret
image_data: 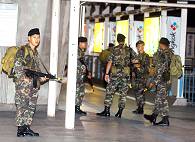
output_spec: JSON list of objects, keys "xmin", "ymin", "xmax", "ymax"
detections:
[
  {"xmin": 109, "ymin": 43, "xmax": 115, "ymax": 47},
  {"xmin": 28, "ymin": 28, "xmax": 40, "ymax": 36},
  {"xmin": 117, "ymin": 33, "xmax": 126, "ymax": 43},
  {"xmin": 136, "ymin": 40, "xmax": 145, "ymax": 47},
  {"xmin": 78, "ymin": 37, "xmax": 87, "ymax": 43},
  {"xmin": 159, "ymin": 37, "xmax": 170, "ymax": 46}
]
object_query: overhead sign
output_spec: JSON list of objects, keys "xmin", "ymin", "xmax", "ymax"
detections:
[
  {"xmin": 94, "ymin": 22, "xmax": 104, "ymax": 53},
  {"xmin": 130, "ymin": 21, "xmax": 144, "ymax": 51},
  {"xmin": 109, "ymin": 22, "xmax": 116, "ymax": 45},
  {"xmin": 167, "ymin": 16, "xmax": 181, "ymax": 55},
  {"xmin": 86, "ymin": 23, "xmax": 94, "ymax": 55},
  {"xmin": 144, "ymin": 17, "xmax": 160, "ymax": 57},
  {"xmin": 116, "ymin": 20, "xmax": 129, "ymax": 45}
]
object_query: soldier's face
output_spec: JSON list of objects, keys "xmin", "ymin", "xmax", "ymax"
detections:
[
  {"xmin": 118, "ymin": 42, "xmax": 125, "ymax": 46},
  {"xmin": 28, "ymin": 34, "xmax": 40, "ymax": 48},
  {"xmin": 134, "ymin": 63, "xmax": 141, "ymax": 68},
  {"xmin": 136, "ymin": 44, "xmax": 144, "ymax": 53},
  {"xmin": 79, "ymin": 42, "xmax": 87, "ymax": 50},
  {"xmin": 159, "ymin": 43, "xmax": 168, "ymax": 50}
]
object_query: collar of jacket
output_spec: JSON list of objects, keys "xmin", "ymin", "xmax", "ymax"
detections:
[{"xmin": 26, "ymin": 44, "xmax": 38, "ymax": 56}]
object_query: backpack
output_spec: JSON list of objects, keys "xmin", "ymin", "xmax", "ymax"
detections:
[
  {"xmin": 0, "ymin": 46, "xmax": 30, "ymax": 78},
  {"xmin": 170, "ymin": 54, "xmax": 183, "ymax": 79},
  {"xmin": 99, "ymin": 49, "xmax": 111, "ymax": 64}
]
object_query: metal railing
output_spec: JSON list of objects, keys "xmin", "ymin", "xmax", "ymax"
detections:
[
  {"xmin": 85, "ymin": 55, "xmax": 105, "ymax": 81},
  {"xmin": 184, "ymin": 69, "xmax": 195, "ymax": 104}
]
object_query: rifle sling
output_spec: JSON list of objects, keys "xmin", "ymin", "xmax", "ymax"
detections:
[{"xmin": 37, "ymin": 53, "xmax": 50, "ymax": 74}]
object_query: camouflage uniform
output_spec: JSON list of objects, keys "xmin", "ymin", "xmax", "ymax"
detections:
[
  {"xmin": 132, "ymin": 52, "xmax": 150, "ymax": 108},
  {"xmin": 76, "ymin": 48, "xmax": 86, "ymax": 106},
  {"xmin": 14, "ymin": 44, "xmax": 41, "ymax": 126},
  {"xmin": 152, "ymin": 48, "xmax": 173, "ymax": 117},
  {"xmin": 104, "ymin": 45, "xmax": 136, "ymax": 109}
]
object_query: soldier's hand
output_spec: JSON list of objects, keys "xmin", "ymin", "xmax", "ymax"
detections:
[
  {"xmin": 87, "ymin": 72, "xmax": 92, "ymax": 79},
  {"xmin": 23, "ymin": 77, "xmax": 30, "ymax": 82},
  {"xmin": 40, "ymin": 76, "xmax": 49, "ymax": 82},
  {"xmin": 105, "ymin": 74, "xmax": 110, "ymax": 83}
]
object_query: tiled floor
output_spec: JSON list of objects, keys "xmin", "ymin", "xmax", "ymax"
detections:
[{"xmin": 0, "ymin": 85, "xmax": 195, "ymax": 142}]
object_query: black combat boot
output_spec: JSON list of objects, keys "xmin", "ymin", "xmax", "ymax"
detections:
[
  {"xmin": 75, "ymin": 105, "xmax": 87, "ymax": 115},
  {"xmin": 96, "ymin": 106, "xmax": 110, "ymax": 117},
  {"xmin": 115, "ymin": 108, "xmax": 124, "ymax": 118},
  {"xmin": 132, "ymin": 106, "xmax": 144, "ymax": 114},
  {"xmin": 155, "ymin": 116, "xmax": 170, "ymax": 126},
  {"xmin": 17, "ymin": 126, "xmax": 26, "ymax": 137},
  {"xmin": 144, "ymin": 113, "xmax": 158, "ymax": 125},
  {"xmin": 23, "ymin": 125, "xmax": 39, "ymax": 136}
]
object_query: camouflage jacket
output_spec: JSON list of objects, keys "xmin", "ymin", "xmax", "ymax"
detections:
[
  {"xmin": 77, "ymin": 48, "xmax": 87, "ymax": 81},
  {"xmin": 108, "ymin": 44, "xmax": 137, "ymax": 76},
  {"xmin": 153, "ymin": 48, "xmax": 173, "ymax": 84},
  {"xmin": 134, "ymin": 52, "xmax": 150, "ymax": 81},
  {"xmin": 108, "ymin": 44, "xmax": 137, "ymax": 66},
  {"xmin": 14, "ymin": 44, "xmax": 41, "ymax": 80},
  {"xmin": 137, "ymin": 52, "xmax": 150, "ymax": 74}
]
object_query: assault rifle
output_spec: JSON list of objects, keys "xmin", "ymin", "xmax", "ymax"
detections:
[
  {"xmin": 24, "ymin": 69, "xmax": 62, "ymax": 88},
  {"xmin": 79, "ymin": 58, "xmax": 94, "ymax": 91}
]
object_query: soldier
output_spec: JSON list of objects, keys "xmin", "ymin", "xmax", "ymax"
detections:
[
  {"xmin": 97, "ymin": 33, "xmax": 136, "ymax": 118},
  {"xmin": 144, "ymin": 37, "xmax": 173, "ymax": 126},
  {"xmin": 14, "ymin": 28, "xmax": 48, "ymax": 137},
  {"xmin": 99, "ymin": 43, "xmax": 115, "ymax": 88},
  {"xmin": 132, "ymin": 40, "xmax": 150, "ymax": 114},
  {"xmin": 75, "ymin": 37, "xmax": 90, "ymax": 115}
]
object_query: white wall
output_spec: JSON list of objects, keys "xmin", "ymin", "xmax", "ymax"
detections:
[{"xmin": 0, "ymin": 0, "xmax": 70, "ymax": 104}]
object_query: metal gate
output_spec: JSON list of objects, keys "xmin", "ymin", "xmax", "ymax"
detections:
[{"xmin": 184, "ymin": 70, "xmax": 195, "ymax": 103}]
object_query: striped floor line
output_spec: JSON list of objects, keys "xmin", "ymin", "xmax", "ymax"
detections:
[{"xmin": 93, "ymin": 85, "xmax": 154, "ymax": 106}]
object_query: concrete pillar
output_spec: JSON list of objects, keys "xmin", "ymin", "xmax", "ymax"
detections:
[
  {"xmin": 173, "ymin": 4, "xmax": 188, "ymax": 106},
  {"xmin": 142, "ymin": 3, "xmax": 149, "ymax": 18},
  {"xmin": 86, "ymin": 19, "xmax": 90, "ymax": 42},
  {"xmin": 127, "ymin": 6, "xmax": 134, "ymax": 48},
  {"xmin": 104, "ymin": 17, "xmax": 109, "ymax": 49},
  {"xmin": 144, "ymin": 12, "xmax": 149, "ymax": 18},
  {"xmin": 129, "ymin": 14, "xmax": 134, "ymax": 47},
  {"xmin": 47, "ymin": 0, "xmax": 61, "ymax": 117},
  {"xmin": 160, "ymin": 0, "xmax": 167, "ymax": 37},
  {"xmin": 80, "ymin": 5, "xmax": 86, "ymax": 36},
  {"xmin": 113, "ymin": 5, "xmax": 121, "ymax": 16},
  {"xmin": 92, "ymin": 5, "xmax": 100, "ymax": 17},
  {"xmin": 65, "ymin": 0, "xmax": 80, "ymax": 129},
  {"xmin": 160, "ymin": 10, "xmax": 167, "ymax": 37},
  {"xmin": 102, "ymin": 5, "xmax": 110, "ymax": 49}
]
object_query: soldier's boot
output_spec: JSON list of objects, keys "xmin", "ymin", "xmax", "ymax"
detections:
[
  {"xmin": 96, "ymin": 106, "xmax": 110, "ymax": 117},
  {"xmin": 75, "ymin": 105, "xmax": 87, "ymax": 115},
  {"xmin": 115, "ymin": 108, "xmax": 124, "ymax": 118},
  {"xmin": 144, "ymin": 113, "xmax": 158, "ymax": 125},
  {"xmin": 132, "ymin": 106, "xmax": 144, "ymax": 114},
  {"xmin": 17, "ymin": 126, "xmax": 26, "ymax": 137},
  {"xmin": 155, "ymin": 116, "xmax": 170, "ymax": 126},
  {"xmin": 23, "ymin": 125, "xmax": 39, "ymax": 136}
]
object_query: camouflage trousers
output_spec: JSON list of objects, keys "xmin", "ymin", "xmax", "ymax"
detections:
[
  {"xmin": 75, "ymin": 80, "xmax": 85, "ymax": 106},
  {"xmin": 15, "ymin": 78, "xmax": 39, "ymax": 126},
  {"xmin": 132, "ymin": 80, "xmax": 146, "ymax": 108},
  {"xmin": 153, "ymin": 82, "xmax": 169, "ymax": 117},
  {"xmin": 134, "ymin": 89, "xmax": 145, "ymax": 108},
  {"xmin": 104, "ymin": 76, "xmax": 129, "ymax": 109}
]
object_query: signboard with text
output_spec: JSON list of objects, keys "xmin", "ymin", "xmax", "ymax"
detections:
[{"xmin": 167, "ymin": 17, "xmax": 181, "ymax": 55}]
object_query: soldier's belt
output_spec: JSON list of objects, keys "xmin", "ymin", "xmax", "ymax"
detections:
[{"xmin": 111, "ymin": 66, "xmax": 130, "ymax": 75}]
